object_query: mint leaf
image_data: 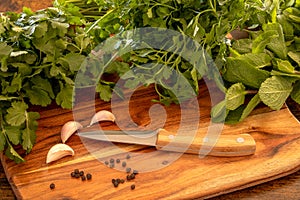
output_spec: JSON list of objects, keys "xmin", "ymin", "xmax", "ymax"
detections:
[
  {"xmin": 276, "ymin": 59, "xmax": 295, "ymax": 73},
  {"xmin": 224, "ymin": 56, "xmax": 270, "ymax": 88},
  {"xmin": 5, "ymin": 101, "xmax": 28, "ymax": 126},
  {"xmin": 239, "ymin": 94, "xmax": 261, "ymax": 122},
  {"xmin": 252, "ymin": 30, "xmax": 277, "ymax": 54},
  {"xmin": 211, "ymin": 100, "xmax": 227, "ymax": 123},
  {"xmin": 291, "ymin": 80, "xmax": 300, "ymax": 104},
  {"xmin": 259, "ymin": 76, "xmax": 293, "ymax": 110},
  {"xmin": 288, "ymin": 51, "xmax": 300, "ymax": 66},
  {"xmin": 226, "ymin": 83, "xmax": 246, "ymax": 110}
]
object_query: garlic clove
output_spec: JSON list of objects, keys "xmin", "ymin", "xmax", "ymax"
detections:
[
  {"xmin": 61, "ymin": 121, "xmax": 83, "ymax": 143},
  {"xmin": 89, "ymin": 110, "xmax": 115, "ymax": 126},
  {"xmin": 46, "ymin": 143, "xmax": 75, "ymax": 164}
]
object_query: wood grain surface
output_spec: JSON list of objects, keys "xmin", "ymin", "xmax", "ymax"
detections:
[
  {"xmin": 1, "ymin": 1, "xmax": 300, "ymax": 199},
  {"xmin": 1, "ymin": 82, "xmax": 300, "ymax": 199}
]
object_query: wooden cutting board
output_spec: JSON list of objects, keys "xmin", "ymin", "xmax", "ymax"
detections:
[{"xmin": 1, "ymin": 83, "xmax": 300, "ymax": 200}]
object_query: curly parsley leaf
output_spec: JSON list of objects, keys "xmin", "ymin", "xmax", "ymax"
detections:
[{"xmin": 5, "ymin": 101, "xmax": 28, "ymax": 126}]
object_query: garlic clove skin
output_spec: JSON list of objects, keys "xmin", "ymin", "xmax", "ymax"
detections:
[
  {"xmin": 61, "ymin": 121, "xmax": 83, "ymax": 143},
  {"xmin": 89, "ymin": 110, "xmax": 116, "ymax": 126},
  {"xmin": 46, "ymin": 143, "xmax": 75, "ymax": 164}
]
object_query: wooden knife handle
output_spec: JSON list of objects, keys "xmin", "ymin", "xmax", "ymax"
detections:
[{"xmin": 155, "ymin": 129, "xmax": 256, "ymax": 157}]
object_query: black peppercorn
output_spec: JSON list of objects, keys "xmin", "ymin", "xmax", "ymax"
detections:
[
  {"xmin": 126, "ymin": 167, "xmax": 131, "ymax": 173},
  {"xmin": 116, "ymin": 158, "xmax": 120, "ymax": 163},
  {"xmin": 81, "ymin": 175, "xmax": 86, "ymax": 181},
  {"xmin": 86, "ymin": 173, "xmax": 92, "ymax": 180},
  {"xmin": 79, "ymin": 171, "xmax": 84, "ymax": 176},
  {"xmin": 71, "ymin": 172, "xmax": 75, "ymax": 178},
  {"xmin": 110, "ymin": 158, "xmax": 114, "ymax": 163},
  {"xmin": 75, "ymin": 173, "xmax": 80, "ymax": 178},
  {"xmin": 122, "ymin": 161, "xmax": 126, "ymax": 167},
  {"xmin": 133, "ymin": 170, "xmax": 138, "ymax": 175},
  {"xmin": 120, "ymin": 179, "xmax": 125, "ymax": 184},
  {"xmin": 105, "ymin": 161, "xmax": 109, "ymax": 165},
  {"xmin": 113, "ymin": 181, "xmax": 119, "ymax": 187},
  {"xmin": 126, "ymin": 154, "xmax": 131, "ymax": 159},
  {"xmin": 50, "ymin": 183, "xmax": 55, "ymax": 190},
  {"xmin": 131, "ymin": 184, "xmax": 135, "ymax": 190},
  {"xmin": 109, "ymin": 163, "xmax": 115, "ymax": 168},
  {"xmin": 129, "ymin": 173, "xmax": 135, "ymax": 180},
  {"xmin": 74, "ymin": 169, "xmax": 80, "ymax": 174}
]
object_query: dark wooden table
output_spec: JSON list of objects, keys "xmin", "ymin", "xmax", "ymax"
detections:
[{"xmin": 1, "ymin": 1, "xmax": 300, "ymax": 199}]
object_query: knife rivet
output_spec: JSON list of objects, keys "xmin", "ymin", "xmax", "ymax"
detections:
[
  {"xmin": 168, "ymin": 135, "xmax": 174, "ymax": 140},
  {"xmin": 236, "ymin": 137, "xmax": 245, "ymax": 143}
]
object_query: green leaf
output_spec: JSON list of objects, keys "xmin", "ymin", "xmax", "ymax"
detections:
[
  {"xmin": 58, "ymin": 53, "xmax": 86, "ymax": 72},
  {"xmin": 288, "ymin": 51, "xmax": 300, "ymax": 66},
  {"xmin": 0, "ymin": 131, "xmax": 6, "ymax": 151},
  {"xmin": 25, "ymin": 86, "xmax": 52, "ymax": 106},
  {"xmin": 0, "ymin": 42, "xmax": 13, "ymax": 56},
  {"xmin": 56, "ymin": 83, "xmax": 74, "ymax": 109},
  {"xmin": 22, "ymin": 112, "xmax": 39, "ymax": 153},
  {"xmin": 258, "ymin": 76, "xmax": 293, "ymax": 110},
  {"xmin": 239, "ymin": 94, "xmax": 261, "ymax": 122},
  {"xmin": 96, "ymin": 83, "xmax": 112, "ymax": 102},
  {"xmin": 30, "ymin": 76, "xmax": 55, "ymax": 98},
  {"xmin": 5, "ymin": 101, "xmax": 28, "ymax": 126},
  {"xmin": 6, "ymin": 126, "xmax": 21, "ymax": 145},
  {"xmin": 211, "ymin": 100, "xmax": 227, "ymax": 123},
  {"xmin": 264, "ymin": 23, "xmax": 288, "ymax": 59},
  {"xmin": 224, "ymin": 56, "xmax": 270, "ymax": 88},
  {"xmin": 226, "ymin": 83, "xmax": 246, "ymax": 110},
  {"xmin": 252, "ymin": 30, "xmax": 278, "ymax": 54},
  {"xmin": 225, "ymin": 106, "xmax": 245, "ymax": 124},
  {"xmin": 5, "ymin": 144, "xmax": 24, "ymax": 163},
  {"xmin": 291, "ymin": 80, "xmax": 300, "ymax": 104},
  {"xmin": 276, "ymin": 59, "xmax": 295, "ymax": 73}
]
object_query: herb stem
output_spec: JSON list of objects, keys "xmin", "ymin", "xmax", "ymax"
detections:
[{"xmin": 86, "ymin": 9, "xmax": 115, "ymax": 34}]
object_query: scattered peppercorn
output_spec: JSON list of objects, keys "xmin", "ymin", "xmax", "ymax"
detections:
[
  {"xmin": 120, "ymin": 179, "xmax": 125, "ymax": 184},
  {"xmin": 122, "ymin": 161, "xmax": 126, "ymax": 167},
  {"xmin": 81, "ymin": 175, "xmax": 86, "ymax": 181},
  {"xmin": 74, "ymin": 169, "xmax": 80, "ymax": 174},
  {"xmin": 129, "ymin": 173, "xmax": 135, "ymax": 180},
  {"xmin": 126, "ymin": 154, "xmax": 131, "ymax": 159},
  {"xmin": 131, "ymin": 184, "xmax": 135, "ymax": 190},
  {"xmin": 71, "ymin": 172, "xmax": 75, "ymax": 178},
  {"xmin": 126, "ymin": 167, "xmax": 131, "ymax": 173},
  {"xmin": 86, "ymin": 173, "xmax": 92, "ymax": 180},
  {"xmin": 105, "ymin": 161, "xmax": 109, "ymax": 165},
  {"xmin": 109, "ymin": 163, "xmax": 115, "ymax": 168},
  {"xmin": 75, "ymin": 173, "xmax": 80, "ymax": 178},
  {"xmin": 79, "ymin": 171, "xmax": 84, "ymax": 176},
  {"xmin": 112, "ymin": 180, "xmax": 119, "ymax": 187},
  {"xmin": 50, "ymin": 183, "xmax": 55, "ymax": 190},
  {"xmin": 110, "ymin": 158, "xmax": 114, "ymax": 163},
  {"xmin": 133, "ymin": 170, "xmax": 138, "ymax": 175},
  {"xmin": 116, "ymin": 159, "xmax": 120, "ymax": 163}
]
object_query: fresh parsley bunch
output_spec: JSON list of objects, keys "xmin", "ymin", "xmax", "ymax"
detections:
[{"xmin": 0, "ymin": 7, "xmax": 92, "ymax": 162}]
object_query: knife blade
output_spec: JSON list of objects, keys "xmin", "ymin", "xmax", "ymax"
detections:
[{"xmin": 77, "ymin": 128, "xmax": 256, "ymax": 157}]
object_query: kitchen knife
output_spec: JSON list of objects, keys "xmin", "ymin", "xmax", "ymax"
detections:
[{"xmin": 77, "ymin": 128, "xmax": 256, "ymax": 157}]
